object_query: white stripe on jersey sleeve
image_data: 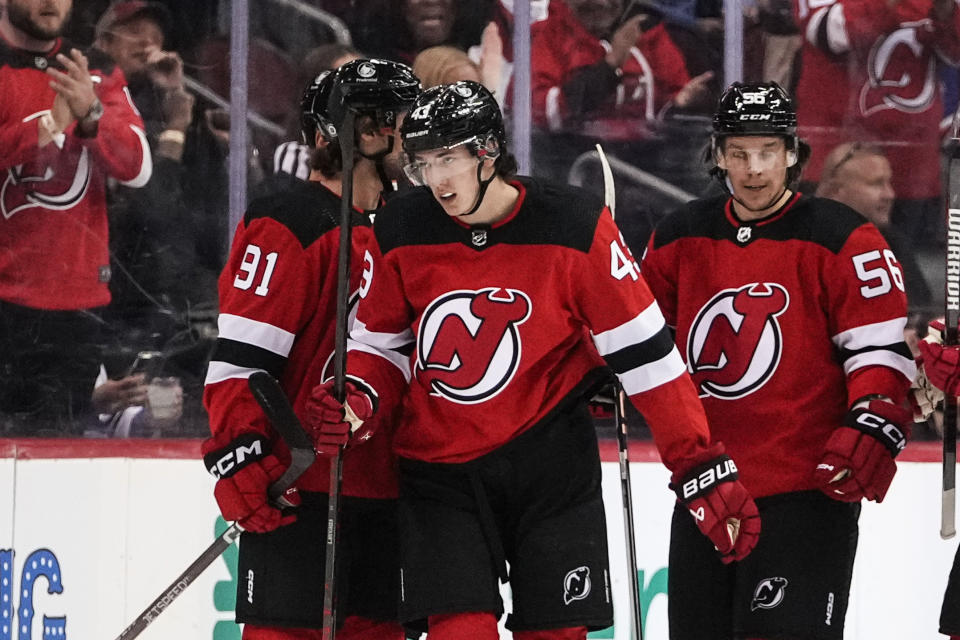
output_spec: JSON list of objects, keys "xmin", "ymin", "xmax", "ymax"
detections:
[
  {"xmin": 832, "ymin": 317, "xmax": 907, "ymax": 350},
  {"xmin": 218, "ymin": 313, "xmax": 296, "ymax": 356},
  {"xmin": 591, "ymin": 303, "xmax": 666, "ymax": 356},
  {"xmin": 204, "ymin": 361, "xmax": 262, "ymax": 385},
  {"xmin": 832, "ymin": 317, "xmax": 916, "ymax": 379},
  {"xmin": 805, "ymin": 4, "xmax": 849, "ymax": 55},
  {"xmin": 844, "ymin": 350, "xmax": 916, "ymax": 380},
  {"xmin": 348, "ymin": 339, "xmax": 412, "ymax": 382},
  {"xmin": 620, "ymin": 349, "xmax": 688, "ymax": 395},
  {"xmin": 351, "ymin": 319, "xmax": 415, "ymax": 350}
]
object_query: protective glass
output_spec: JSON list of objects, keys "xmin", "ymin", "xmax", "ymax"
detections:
[{"xmin": 403, "ymin": 149, "xmax": 480, "ymax": 187}]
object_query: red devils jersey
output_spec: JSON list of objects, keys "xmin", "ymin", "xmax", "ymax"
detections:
[
  {"xmin": 530, "ymin": 0, "xmax": 691, "ymax": 138},
  {"xmin": 0, "ymin": 39, "xmax": 150, "ymax": 310},
  {"xmin": 346, "ymin": 178, "xmax": 713, "ymax": 470},
  {"xmin": 641, "ymin": 193, "xmax": 915, "ymax": 499},
  {"xmin": 203, "ymin": 180, "xmax": 397, "ymax": 498},
  {"xmin": 793, "ymin": 0, "xmax": 960, "ymax": 199}
]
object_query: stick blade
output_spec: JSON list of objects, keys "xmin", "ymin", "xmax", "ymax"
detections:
[{"xmin": 943, "ymin": 488, "xmax": 957, "ymax": 540}]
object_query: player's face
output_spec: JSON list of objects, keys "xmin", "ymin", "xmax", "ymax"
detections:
[
  {"xmin": 830, "ymin": 154, "xmax": 895, "ymax": 227},
  {"xmin": 404, "ymin": 0, "xmax": 455, "ymax": 48},
  {"xmin": 719, "ymin": 136, "xmax": 790, "ymax": 214},
  {"xmin": 6, "ymin": 0, "xmax": 71, "ymax": 41},
  {"xmin": 100, "ymin": 17, "xmax": 164, "ymax": 78},
  {"xmin": 566, "ymin": 0, "xmax": 621, "ymax": 38},
  {"xmin": 405, "ymin": 145, "xmax": 486, "ymax": 216}
]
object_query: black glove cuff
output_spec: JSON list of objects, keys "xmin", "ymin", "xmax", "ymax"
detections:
[
  {"xmin": 670, "ymin": 454, "xmax": 739, "ymax": 503},
  {"xmin": 843, "ymin": 407, "xmax": 908, "ymax": 458},
  {"xmin": 204, "ymin": 433, "xmax": 271, "ymax": 479}
]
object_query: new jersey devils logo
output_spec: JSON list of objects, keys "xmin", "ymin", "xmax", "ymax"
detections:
[
  {"xmin": 562, "ymin": 566, "xmax": 591, "ymax": 605},
  {"xmin": 2, "ymin": 147, "xmax": 91, "ymax": 219},
  {"xmin": 416, "ymin": 287, "xmax": 531, "ymax": 404},
  {"xmin": 751, "ymin": 577, "xmax": 789, "ymax": 611},
  {"xmin": 687, "ymin": 283, "xmax": 789, "ymax": 399},
  {"xmin": 859, "ymin": 23, "xmax": 937, "ymax": 116}
]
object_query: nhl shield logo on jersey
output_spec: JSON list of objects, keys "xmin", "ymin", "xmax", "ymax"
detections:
[
  {"xmin": 2, "ymin": 147, "xmax": 92, "ymax": 219},
  {"xmin": 562, "ymin": 566, "xmax": 591, "ymax": 605},
  {"xmin": 751, "ymin": 577, "xmax": 789, "ymax": 611},
  {"xmin": 415, "ymin": 287, "xmax": 531, "ymax": 404},
  {"xmin": 687, "ymin": 282, "xmax": 789, "ymax": 399}
]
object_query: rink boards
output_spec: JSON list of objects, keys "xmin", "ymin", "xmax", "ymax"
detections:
[{"xmin": 0, "ymin": 439, "xmax": 955, "ymax": 640}]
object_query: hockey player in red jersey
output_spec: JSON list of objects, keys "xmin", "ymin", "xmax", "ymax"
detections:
[
  {"xmin": 910, "ymin": 321, "xmax": 960, "ymax": 640},
  {"xmin": 307, "ymin": 80, "xmax": 759, "ymax": 640},
  {"xmin": 201, "ymin": 59, "xmax": 420, "ymax": 640},
  {"xmin": 0, "ymin": 0, "xmax": 151, "ymax": 433},
  {"xmin": 641, "ymin": 81, "xmax": 916, "ymax": 639}
]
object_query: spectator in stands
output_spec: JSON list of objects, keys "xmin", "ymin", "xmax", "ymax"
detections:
[
  {"xmin": 413, "ymin": 45, "xmax": 483, "ymax": 88},
  {"xmin": 0, "ymin": 0, "xmax": 151, "ymax": 435},
  {"xmin": 94, "ymin": 1, "xmax": 219, "ymax": 433},
  {"xmin": 792, "ymin": 0, "xmax": 960, "ymax": 249},
  {"xmin": 370, "ymin": 0, "xmax": 492, "ymax": 64},
  {"xmin": 531, "ymin": 0, "xmax": 713, "ymax": 138},
  {"xmin": 816, "ymin": 142, "xmax": 933, "ymax": 311},
  {"xmin": 274, "ymin": 42, "xmax": 361, "ymax": 181}
]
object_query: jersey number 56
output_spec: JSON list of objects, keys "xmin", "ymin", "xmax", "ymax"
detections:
[{"xmin": 852, "ymin": 249, "xmax": 904, "ymax": 299}]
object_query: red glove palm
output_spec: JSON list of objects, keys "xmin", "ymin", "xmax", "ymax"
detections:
[
  {"xmin": 814, "ymin": 400, "xmax": 910, "ymax": 503},
  {"xmin": 203, "ymin": 433, "xmax": 300, "ymax": 533},
  {"xmin": 672, "ymin": 451, "xmax": 761, "ymax": 564},
  {"xmin": 305, "ymin": 380, "xmax": 375, "ymax": 456},
  {"xmin": 917, "ymin": 319, "xmax": 960, "ymax": 396}
]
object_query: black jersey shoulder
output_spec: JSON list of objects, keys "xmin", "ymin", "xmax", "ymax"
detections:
[
  {"xmin": 0, "ymin": 39, "xmax": 116, "ymax": 74},
  {"xmin": 373, "ymin": 177, "xmax": 603, "ymax": 255},
  {"xmin": 244, "ymin": 180, "xmax": 369, "ymax": 248},
  {"xmin": 651, "ymin": 193, "xmax": 868, "ymax": 254}
]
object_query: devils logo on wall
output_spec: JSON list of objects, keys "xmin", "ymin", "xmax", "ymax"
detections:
[
  {"xmin": 687, "ymin": 282, "xmax": 790, "ymax": 400},
  {"xmin": 415, "ymin": 287, "xmax": 531, "ymax": 404}
]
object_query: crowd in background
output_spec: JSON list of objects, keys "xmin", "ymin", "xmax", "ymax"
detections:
[{"xmin": 2, "ymin": 0, "xmax": 958, "ymax": 439}]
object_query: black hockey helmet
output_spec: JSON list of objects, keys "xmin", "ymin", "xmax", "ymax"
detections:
[
  {"xmin": 713, "ymin": 81, "xmax": 797, "ymax": 138},
  {"xmin": 300, "ymin": 70, "xmax": 336, "ymax": 145},
  {"xmin": 401, "ymin": 81, "xmax": 506, "ymax": 159},
  {"xmin": 326, "ymin": 58, "xmax": 421, "ymax": 136}
]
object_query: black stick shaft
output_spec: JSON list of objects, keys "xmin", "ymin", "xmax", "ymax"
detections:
[
  {"xmin": 944, "ymin": 109, "xmax": 960, "ymax": 539},
  {"xmin": 615, "ymin": 385, "xmax": 644, "ymax": 640},
  {"xmin": 323, "ymin": 108, "xmax": 356, "ymax": 640},
  {"xmin": 113, "ymin": 373, "xmax": 315, "ymax": 640}
]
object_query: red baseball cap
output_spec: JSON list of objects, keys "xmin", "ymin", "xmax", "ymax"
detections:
[{"xmin": 95, "ymin": 1, "xmax": 171, "ymax": 39}]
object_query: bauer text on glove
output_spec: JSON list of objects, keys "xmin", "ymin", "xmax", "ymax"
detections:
[{"xmin": 671, "ymin": 451, "xmax": 761, "ymax": 564}]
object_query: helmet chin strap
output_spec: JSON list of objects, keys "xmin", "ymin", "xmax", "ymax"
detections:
[
  {"xmin": 456, "ymin": 161, "xmax": 496, "ymax": 218},
  {"xmin": 723, "ymin": 175, "xmax": 790, "ymax": 216},
  {"xmin": 359, "ymin": 136, "xmax": 396, "ymax": 193}
]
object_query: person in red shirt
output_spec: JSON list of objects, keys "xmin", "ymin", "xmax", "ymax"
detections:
[
  {"xmin": 531, "ymin": 0, "xmax": 713, "ymax": 139},
  {"xmin": 307, "ymin": 80, "xmax": 759, "ymax": 640},
  {"xmin": 642, "ymin": 81, "xmax": 915, "ymax": 639},
  {"xmin": 0, "ymin": 0, "xmax": 151, "ymax": 434},
  {"xmin": 792, "ymin": 0, "xmax": 960, "ymax": 245},
  {"xmin": 201, "ymin": 60, "xmax": 420, "ymax": 640}
]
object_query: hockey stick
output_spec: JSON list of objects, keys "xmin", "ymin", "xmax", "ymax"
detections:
[
  {"xmin": 113, "ymin": 371, "xmax": 316, "ymax": 640},
  {"xmin": 943, "ymin": 108, "xmax": 960, "ymax": 540},
  {"xmin": 597, "ymin": 144, "xmax": 644, "ymax": 640},
  {"xmin": 323, "ymin": 107, "xmax": 356, "ymax": 640}
]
